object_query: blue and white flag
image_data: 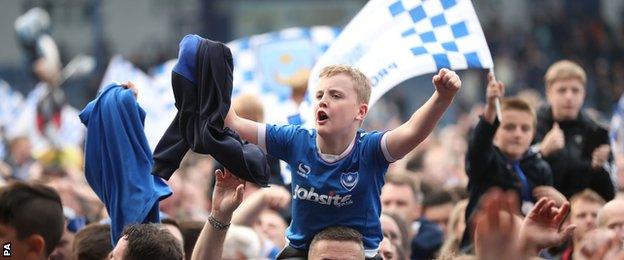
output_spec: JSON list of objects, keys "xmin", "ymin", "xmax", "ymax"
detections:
[{"xmin": 308, "ymin": 0, "xmax": 493, "ymax": 106}]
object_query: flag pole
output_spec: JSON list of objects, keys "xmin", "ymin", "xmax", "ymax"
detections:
[{"xmin": 489, "ymin": 68, "xmax": 502, "ymax": 121}]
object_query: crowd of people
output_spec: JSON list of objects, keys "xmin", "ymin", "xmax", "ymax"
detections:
[{"xmin": 2, "ymin": 36, "xmax": 624, "ymax": 259}]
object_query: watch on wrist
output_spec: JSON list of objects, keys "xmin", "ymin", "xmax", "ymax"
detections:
[{"xmin": 208, "ymin": 214, "xmax": 231, "ymax": 231}]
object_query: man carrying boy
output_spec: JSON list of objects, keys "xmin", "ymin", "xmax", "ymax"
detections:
[
  {"xmin": 462, "ymin": 74, "xmax": 556, "ymax": 250},
  {"xmin": 225, "ymin": 65, "xmax": 461, "ymax": 258}
]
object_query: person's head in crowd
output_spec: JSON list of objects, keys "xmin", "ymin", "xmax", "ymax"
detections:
[
  {"xmin": 378, "ymin": 235, "xmax": 401, "ymax": 260},
  {"xmin": 0, "ymin": 182, "xmax": 64, "ymax": 260},
  {"xmin": 544, "ymin": 60, "xmax": 586, "ymax": 121},
  {"xmin": 178, "ymin": 221, "xmax": 204, "ymax": 260},
  {"xmin": 72, "ymin": 223, "xmax": 112, "ymax": 260},
  {"xmin": 48, "ymin": 220, "xmax": 75, "ymax": 260},
  {"xmin": 598, "ymin": 198, "xmax": 624, "ymax": 241},
  {"xmin": 493, "ymin": 98, "xmax": 536, "ymax": 161},
  {"xmin": 381, "ymin": 170, "xmax": 423, "ymax": 224},
  {"xmin": 232, "ymin": 93, "xmax": 264, "ymax": 123},
  {"xmin": 569, "ymin": 189, "xmax": 606, "ymax": 244},
  {"xmin": 422, "ymin": 190, "xmax": 455, "ymax": 236},
  {"xmin": 314, "ymin": 64, "xmax": 371, "ymax": 136},
  {"xmin": 438, "ymin": 199, "xmax": 468, "ymax": 259},
  {"xmin": 277, "ymin": 68, "xmax": 310, "ymax": 105},
  {"xmin": 109, "ymin": 223, "xmax": 183, "ymax": 260},
  {"xmin": 380, "ymin": 212, "xmax": 410, "ymax": 256},
  {"xmin": 574, "ymin": 228, "xmax": 621, "ymax": 260},
  {"xmin": 222, "ymin": 225, "xmax": 262, "ymax": 260},
  {"xmin": 8, "ymin": 136, "xmax": 32, "ymax": 165},
  {"xmin": 161, "ymin": 218, "xmax": 184, "ymax": 250},
  {"xmin": 255, "ymin": 209, "xmax": 288, "ymax": 249},
  {"xmin": 308, "ymin": 226, "xmax": 364, "ymax": 260}
]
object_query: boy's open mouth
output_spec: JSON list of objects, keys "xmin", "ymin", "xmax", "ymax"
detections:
[{"xmin": 317, "ymin": 110, "xmax": 329, "ymax": 123}]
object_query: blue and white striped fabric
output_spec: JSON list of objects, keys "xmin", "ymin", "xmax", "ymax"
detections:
[{"xmin": 308, "ymin": 0, "xmax": 493, "ymax": 107}]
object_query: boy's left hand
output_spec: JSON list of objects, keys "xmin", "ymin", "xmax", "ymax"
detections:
[{"xmin": 432, "ymin": 68, "xmax": 461, "ymax": 100}]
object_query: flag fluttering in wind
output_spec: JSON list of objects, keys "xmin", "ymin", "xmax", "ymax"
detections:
[{"xmin": 308, "ymin": 0, "xmax": 493, "ymax": 106}]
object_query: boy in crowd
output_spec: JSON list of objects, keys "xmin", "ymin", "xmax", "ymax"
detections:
[
  {"xmin": 534, "ymin": 60, "xmax": 614, "ymax": 201},
  {"xmin": 0, "ymin": 182, "xmax": 65, "ymax": 260},
  {"xmin": 225, "ymin": 65, "xmax": 461, "ymax": 258},
  {"xmin": 462, "ymin": 74, "xmax": 557, "ymax": 249}
]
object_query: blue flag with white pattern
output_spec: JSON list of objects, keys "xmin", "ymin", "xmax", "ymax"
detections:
[{"xmin": 308, "ymin": 0, "xmax": 493, "ymax": 106}]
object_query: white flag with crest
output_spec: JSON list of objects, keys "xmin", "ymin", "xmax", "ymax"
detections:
[{"xmin": 308, "ymin": 0, "xmax": 493, "ymax": 106}]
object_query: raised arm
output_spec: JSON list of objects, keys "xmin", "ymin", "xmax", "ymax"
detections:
[
  {"xmin": 231, "ymin": 185, "xmax": 290, "ymax": 227},
  {"xmin": 385, "ymin": 68, "xmax": 461, "ymax": 160},
  {"xmin": 191, "ymin": 169, "xmax": 245, "ymax": 260},
  {"xmin": 225, "ymin": 107, "xmax": 262, "ymax": 144},
  {"xmin": 482, "ymin": 72, "xmax": 504, "ymax": 124}
]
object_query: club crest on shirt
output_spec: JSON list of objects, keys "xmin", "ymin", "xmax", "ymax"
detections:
[{"xmin": 340, "ymin": 172, "xmax": 359, "ymax": 191}]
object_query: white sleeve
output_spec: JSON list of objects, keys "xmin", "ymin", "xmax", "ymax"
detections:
[
  {"xmin": 381, "ymin": 133, "xmax": 398, "ymax": 163},
  {"xmin": 257, "ymin": 124, "xmax": 267, "ymax": 153}
]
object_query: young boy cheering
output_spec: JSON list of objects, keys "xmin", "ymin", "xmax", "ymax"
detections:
[
  {"xmin": 461, "ymin": 74, "xmax": 557, "ymax": 250},
  {"xmin": 225, "ymin": 65, "xmax": 461, "ymax": 258}
]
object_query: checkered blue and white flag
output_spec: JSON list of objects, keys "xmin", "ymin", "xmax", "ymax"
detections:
[{"xmin": 308, "ymin": 0, "xmax": 493, "ymax": 106}]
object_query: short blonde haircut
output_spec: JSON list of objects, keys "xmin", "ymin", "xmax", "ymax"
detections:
[
  {"xmin": 544, "ymin": 60, "xmax": 586, "ymax": 89},
  {"xmin": 319, "ymin": 65, "xmax": 371, "ymax": 104},
  {"xmin": 570, "ymin": 189, "xmax": 606, "ymax": 208}
]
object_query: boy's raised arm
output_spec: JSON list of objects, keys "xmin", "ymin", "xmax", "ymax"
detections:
[
  {"xmin": 385, "ymin": 68, "xmax": 461, "ymax": 160},
  {"xmin": 225, "ymin": 107, "xmax": 262, "ymax": 145}
]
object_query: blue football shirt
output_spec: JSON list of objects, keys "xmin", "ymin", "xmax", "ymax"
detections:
[{"xmin": 262, "ymin": 124, "xmax": 392, "ymax": 255}]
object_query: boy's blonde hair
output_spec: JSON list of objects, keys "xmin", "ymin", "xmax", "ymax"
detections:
[
  {"xmin": 570, "ymin": 189, "xmax": 606, "ymax": 208},
  {"xmin": 544, "ymin": 60, "xmax": 586, "ymax": 89},
  {"xmin": 319, "ymin": 65, "xmax": 371, "ymax": 104},
  {"xmin": 501, "ymin": 98, "xmax": 537, "ymax": 127}
]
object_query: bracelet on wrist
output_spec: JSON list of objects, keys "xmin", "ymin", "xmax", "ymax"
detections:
[{"xmin": 208, "ymin": 214, "xmax": 231, "ymax": 231}]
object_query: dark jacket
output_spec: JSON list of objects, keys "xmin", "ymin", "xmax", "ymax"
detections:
[
  {"xmin": 534, "ymin": 106, "xmax": 614, "ymax": 201},
  {"xmin": 460, "ymin": 116, "xmax": 553, "ymax": 249},
  {"xmin": 151, "ymin": 35, "xmax": 270, "ymax": 186}
]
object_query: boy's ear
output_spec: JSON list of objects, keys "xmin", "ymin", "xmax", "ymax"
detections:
[
  {"xmin": 25, "ymin": 234, "xmax": 46, "ymax": 256},
  {"xmin": 355, "ymin": 103, "xmax": 368, "ymax": 121}
]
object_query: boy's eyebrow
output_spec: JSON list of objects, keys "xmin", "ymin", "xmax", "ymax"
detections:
[{"xmin": 327, "ymin": 88, "xmax": 344, "ymax": 94}]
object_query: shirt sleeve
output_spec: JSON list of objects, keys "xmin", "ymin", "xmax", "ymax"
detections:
[
  {"xmin": 466, "ymin": 116, "xmax": 498, "ymax": 181},
  {"xmin": 265, "ymin": 124, "xmax": 302, "ymax": 162},
  {"xmin": 362, "ymin": 131, "xmax": 392, "ymax": 171}
]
